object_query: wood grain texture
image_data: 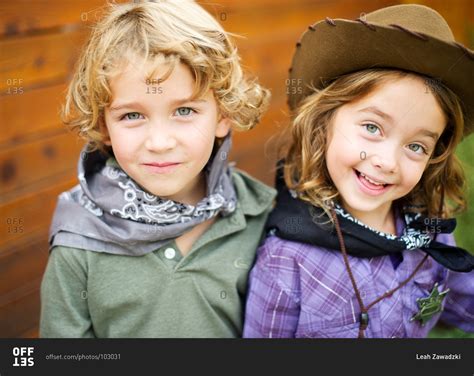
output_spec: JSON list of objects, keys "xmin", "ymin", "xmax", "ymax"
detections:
[{"xmin": 0, "ymin": 0, "xmax": 471, "ymax": 338}]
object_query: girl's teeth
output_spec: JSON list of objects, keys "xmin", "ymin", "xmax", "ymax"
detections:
[{"xmin": 360, "ymin": 173, "xmax": 385, "ymax": 186}]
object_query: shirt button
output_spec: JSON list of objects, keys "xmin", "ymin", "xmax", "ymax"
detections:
[{"xmin": 164, "ymin": 247, "xmax": 176, "ymax": 259}]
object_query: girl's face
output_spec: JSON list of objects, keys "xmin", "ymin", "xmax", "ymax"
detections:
[
  {"xmin": 326, "ymin": 76, "xmax": 446, "ymax": 222},
  {"xmin": 103, "ymin": 61, "xmax": 230, "ymax": 205}
]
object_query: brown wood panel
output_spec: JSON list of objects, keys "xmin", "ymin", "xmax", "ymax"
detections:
[
  {"xmin": 1, "ymin": 0, "xmax": 471, "ymax": 340},
  {"xmin": 212, "ymin": 0, "xmax": 396, "ymax": 37},
  {"xmin": 0, "ymin": 84, "xmax": 66, "ymax": 147},
  {"xmin": 0, "ymin": 133, "xmax": 83, "ymax": 196},
  {"xmin": 232, "ymin": 95, "xmax": 289, "ymax": 184},
  {"xmin": 0, "ymin": 0, "xmax": 127, "ymax": 36},
  {"xmin": 0, "ymin": 29, "xmax": 89, "ymax": 93},
  {"xmin": 203, "ymin": 0, "xmax": 394, "ymax": 28},
  {"xmin": 0, "ymin": 175, "xmax": 77, "ymax": 250},
  {"xmin": 0, "ymin": 279, "xmax": 41, "ymax": 338},
  {"xmin": 0, "ymin": 229, "xmax": 49, "ymax": 297},
  {"xmin": 20, "ymin": 326, "xmax": 39, "ymax": 338},
  {"xmin": 232, "ymin": 95, "xmax": 289, "ymax": 149}
]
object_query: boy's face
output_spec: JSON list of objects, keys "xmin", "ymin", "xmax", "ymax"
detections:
[
  {"xmin": 326, "ymin": 76, "xmax": 446, "ymax": 222},
  {"xmin": 103, "ymin": 60, "xmax": 230, "ymax": 205}
]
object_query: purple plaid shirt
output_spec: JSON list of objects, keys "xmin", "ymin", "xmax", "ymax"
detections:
[{"xmin": 243, "ymin": 215, "xmax": 474, "ymax": 338}]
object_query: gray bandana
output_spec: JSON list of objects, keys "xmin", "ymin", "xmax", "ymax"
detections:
[{"xmin": 49, "ymin": 134, "xmax": 237, "ymax": 256}]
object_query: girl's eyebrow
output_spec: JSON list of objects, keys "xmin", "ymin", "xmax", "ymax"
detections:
[
  {"xmin": 359, "ymin": 106, "xmax": 394, "ymax": 122},
  {"xmin": 359, "ymin": 106, "xmax": 440, "ymax": 141},
  {"xmin": 412, "ymin": 128, "xmax": 440, "ymax": 141}
]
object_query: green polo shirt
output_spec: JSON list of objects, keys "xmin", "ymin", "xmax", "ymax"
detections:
[{"xmin": 40, "ymin": 169, "xmax": 276, "ymax": 338}]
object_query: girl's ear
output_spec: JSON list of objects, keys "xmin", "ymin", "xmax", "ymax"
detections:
[{"xmin": 215, "ymin": 117, "xmax": 231, "ymax": 138}]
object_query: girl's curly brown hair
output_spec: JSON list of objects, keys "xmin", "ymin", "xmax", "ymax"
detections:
[{"xmin": 282, "ymin": 68, "xmax": 466, "ymax": 221}]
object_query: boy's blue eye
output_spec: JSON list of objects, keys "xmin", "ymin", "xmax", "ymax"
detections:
[
  {"xmin": 122, "ymin": 112, "xmax": 143, "ymax": 121},
  {"xmin": 175, "ymin": 107, "xmax": 195, "ymax": 116},
  {"xmin": 364, "ymin": 123, "xmax": 380, "ymax": 134}
]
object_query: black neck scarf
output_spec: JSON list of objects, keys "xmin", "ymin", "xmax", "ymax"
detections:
[{"xmin": 265, "ymin": 164, "xmax": 474, "ymax": 273}]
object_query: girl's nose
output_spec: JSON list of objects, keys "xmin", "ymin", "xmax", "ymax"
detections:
[{"xmin": 370, "ymin": 146, "xmax": 398, "ymax": 174}]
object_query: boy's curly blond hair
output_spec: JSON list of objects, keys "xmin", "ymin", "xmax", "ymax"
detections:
[{"xmin": 62, "ymin": 0, "xmax": 270, "ymax": 155}]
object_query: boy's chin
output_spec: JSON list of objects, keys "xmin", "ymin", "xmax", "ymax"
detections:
[{"xmin": 146, "ymin": 187, "xmax": 181, "ymax": 199}]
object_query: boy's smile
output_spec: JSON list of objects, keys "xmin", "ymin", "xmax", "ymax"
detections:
[
  {"xmin": 326, "ymin": 76, "xmax": 446, "ymax": 233},
  {"xmin": 103, "ymin": 58, "xmax": 230, "ymax": 205}
]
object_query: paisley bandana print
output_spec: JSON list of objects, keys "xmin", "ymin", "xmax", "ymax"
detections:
[
  {"xmin": 333, "ymin": 203, "xmax": 432, "ymax": 249},
  {"xmin": 265, "ymin": 162, "xmax": 474, "ymax": 272},
  {"xmin": 49, "ymin": 134, "xmax": 237, "ymax": 256},
  {"xmin": 97, "ymin": 161, "xmax": 235, "ymax": 225}
]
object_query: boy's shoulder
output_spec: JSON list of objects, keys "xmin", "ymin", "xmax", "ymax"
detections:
[{"xmin": 231, "ymin": 168, "xmax": 276, "ymax": 216}]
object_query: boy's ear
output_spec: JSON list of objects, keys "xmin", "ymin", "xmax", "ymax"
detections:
[
  {"xmin": 99, "ymin": 118, "xmax": 112, "ymax": 146},
  {"xmin": 215, "ymin": 117, "xmax": 231, "ymax": 138}
]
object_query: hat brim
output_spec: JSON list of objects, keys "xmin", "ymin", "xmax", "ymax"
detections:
[{"xmin": 288, "ymin": 20, "xmax": 474, "ymax": 136}]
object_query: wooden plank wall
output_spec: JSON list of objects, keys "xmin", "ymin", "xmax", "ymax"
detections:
[
  {"xmin": 0, "ymin": 0, "xmax": 128, "ymax": 338},
  {"xmin": 0, "ymin": 0, "xmax": 471, "ymax": 338}
]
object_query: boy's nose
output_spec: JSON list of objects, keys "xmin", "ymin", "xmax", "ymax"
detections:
[{"xmin": 144, "ymin": 123, "xmax": 177, "ymax": 152}]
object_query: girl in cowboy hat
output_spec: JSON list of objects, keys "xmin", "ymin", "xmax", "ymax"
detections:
[{"xmin": 243, "ymin": 4, "xmax": 474, "ymax": 338}]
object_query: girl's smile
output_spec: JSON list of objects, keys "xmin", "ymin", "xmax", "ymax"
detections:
[{"xmin": 353, "ymin": 168, "xmax": 394, "ymax": 196}]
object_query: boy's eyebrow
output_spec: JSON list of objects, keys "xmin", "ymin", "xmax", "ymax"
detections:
[
  {"xmin": 109, "ymin": 101, "xmax": 143, "ymax": 113},
  {"xmin": 109, "ymin": 98, "xmax": 207, "ymax": 112},
  {"xmin": 168, "ymin": 98, "xmax": 207, "ymax": 106},
  {"xmin": 359, "ymin": 106, "xmax": 394, "ymax": 122}
]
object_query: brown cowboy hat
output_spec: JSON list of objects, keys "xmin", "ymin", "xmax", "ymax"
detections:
[{"xmin": 287, "ymin": 4, "xmax": 474, "ymax": 136}]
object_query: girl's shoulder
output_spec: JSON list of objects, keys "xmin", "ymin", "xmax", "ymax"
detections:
[
  {"xmin": 257, "ymin": 234, "xmax": 345, "ymax": 275},
  {"xmin": 257, "ymin": 232, "xmax": 452, "ymax": 282}
]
